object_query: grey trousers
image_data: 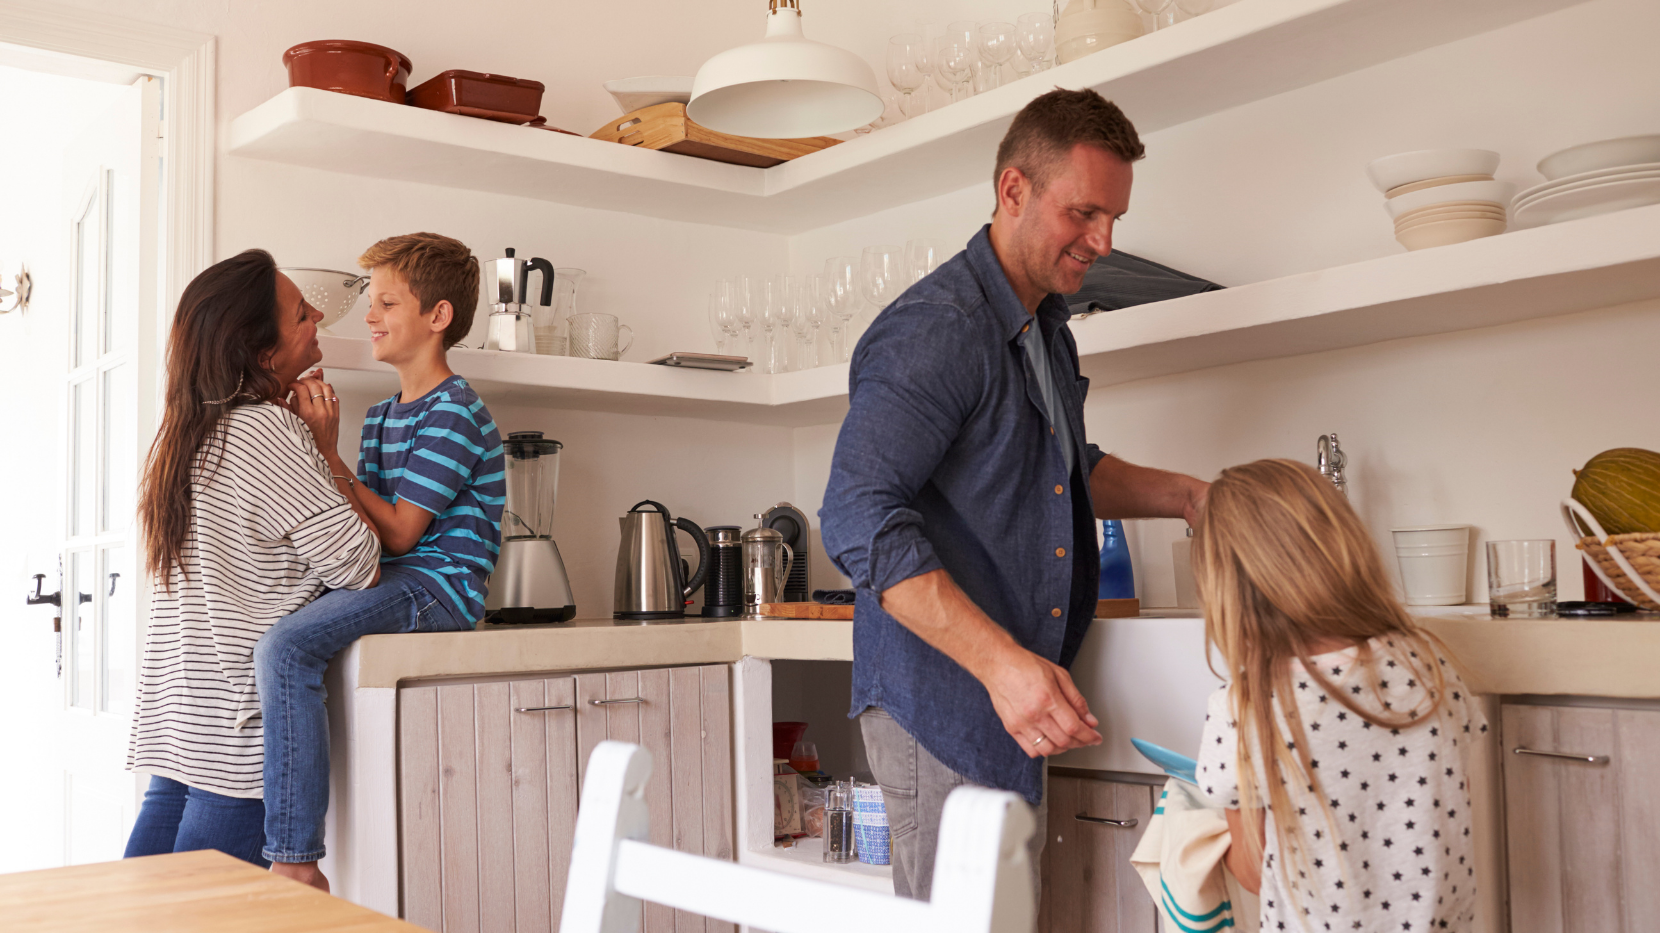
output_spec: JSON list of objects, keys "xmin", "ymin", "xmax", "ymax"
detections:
[{"xmin": 859, "ymin": 707, "xmax": 1047, "ymax": 902}]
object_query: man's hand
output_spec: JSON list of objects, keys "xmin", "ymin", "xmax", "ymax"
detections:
[
  {"xmin": 879, "ymin": 569, "xmax": 1102, "ymax": 758},
  {"xmin": 982, "ymin": 645, "xmax": 1102, "ymax": 757},
  {"xmin": 286, "ymin": 369, "xmax": 340, "ymax": 454}
]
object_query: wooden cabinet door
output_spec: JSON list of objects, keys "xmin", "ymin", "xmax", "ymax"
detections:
[
  {"xmin": 1040, "ymin": 774, "xmax": 1159, "ymax": 933},
  {"xmin": 1502, "ymin": 703, "xmax": 1660, "ymax": 933},
  {"xmin": 399, "ymin": 665, "xmax": 734, "ymax": 933}
]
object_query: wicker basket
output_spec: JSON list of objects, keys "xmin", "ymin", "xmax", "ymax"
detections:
[{"xmin": 1561, "ymin": 498, "xmax": 1660, "ymax": 610}]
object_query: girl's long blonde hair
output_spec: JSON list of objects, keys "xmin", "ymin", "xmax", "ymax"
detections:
[{"xmin": 1192, "ymin": 459, "xmax": 1456, "ymax": 908}]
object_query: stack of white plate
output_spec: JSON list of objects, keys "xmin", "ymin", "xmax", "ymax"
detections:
[
  {"xmin": 1366, "ymin": 149, "xmax": 1515, "ymax": 251},
  {"xmin": 1512, "ymin": 135, "xmax": 1660, "ymax": 229}
]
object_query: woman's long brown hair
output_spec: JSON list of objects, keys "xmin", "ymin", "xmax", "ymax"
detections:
[
  {"xmin": 139, "ymin": 250, "xmax": 286, "ymax": 584},
  {"xmin": 1191, "ymin": 459, "xmax": 1459, "ymax": 920}
]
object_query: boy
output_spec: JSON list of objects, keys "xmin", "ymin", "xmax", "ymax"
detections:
[{"xmin": 256, "ymin": 232, "xmax": 504, "ymax": 890}]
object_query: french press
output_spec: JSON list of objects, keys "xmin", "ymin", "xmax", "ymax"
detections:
[{"xmin": 740, "ymin": 521, "xmax": 794, "ymax": 619}]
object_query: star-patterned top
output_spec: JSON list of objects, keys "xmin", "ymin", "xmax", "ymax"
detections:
[{"xmin": 1196, "ymin": 636, "xmax": 1489, "ymax": 933}]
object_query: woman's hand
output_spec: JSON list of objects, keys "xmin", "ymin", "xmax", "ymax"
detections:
[{"xmin": 287, "ymin": 369, "xmax": 341, "ymax": 454}]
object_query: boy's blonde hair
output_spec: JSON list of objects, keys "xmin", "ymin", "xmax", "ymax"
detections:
[
  {"xmin": 1192, "ymin": 459, "xmax": 1457, "ymax": 916},
  {"xmin": 358, "ymin": 232, "xmax": 479, "ymax": 349}
]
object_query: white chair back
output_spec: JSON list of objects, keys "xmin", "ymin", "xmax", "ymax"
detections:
[{"xmin": 559, "ymin": 740, "xmax": 1036, "ymax": 933}]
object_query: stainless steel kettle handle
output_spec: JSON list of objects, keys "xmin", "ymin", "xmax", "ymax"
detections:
[
  {"xmin": 677, "ymin": 517, "xmax": 710, "ymax": 598},
  {"xmin": 776, "ymin": 543, "xmax": 794, "ymax": 593}
]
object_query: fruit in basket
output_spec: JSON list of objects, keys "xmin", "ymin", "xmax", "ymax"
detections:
[{"xmin": 1571, "ymin": 447, "xmax": 1660, "ymax": 535}]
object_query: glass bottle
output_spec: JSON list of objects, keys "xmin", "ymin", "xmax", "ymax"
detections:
[{"xmin": 1098, "ymin": 519, "xmax": 1135, "ymax": 599}]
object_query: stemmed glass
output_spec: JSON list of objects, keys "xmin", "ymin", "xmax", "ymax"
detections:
[
  {"xmin": 887, "ymin": 35, "xmax": 926, "ymax": 119},
  {"xmin": 904, "ymin": 239, "xmax": 949, "ymax": 285},
  {"xmin": 708, "ymin": 292, "xmax": 727, "ymax": 354},
  {"xmin": 1016, "ymin": 13, "xmax": 1055, "ymax": 72},
  {"xmin": 801, "ymin": 275, "xmax": 825, "ymax": 369},
  {"xmin": 1174, "ymin": 0, "xmax": 1213, "ymax": 16},
  {"xmin": 824, "ymin": 256, "xmax": 858, "ymax": 362},
  {"xmin": 933, "ymin": 36, "xmax": 972, "ymax": 103},
  {"xmin": 734, "ymin": 275, "xmax": 756, "ymax": 358},
  {"xmin": 976, "ymin": 22, "xmax": 1015, "ymax": 92},
  {"xmin": 859, "ymin": 246, "xmax": 907, "ymax": 317},
  {"xmin": 912, "ymin": 29, "xmax": 936, "ymax": 112},
  {"xmin": 773, "ymin": 275, "xmax": 797, "ymax": 373}
]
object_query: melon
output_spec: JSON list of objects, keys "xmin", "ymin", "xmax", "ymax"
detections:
[{"xmin": 1571, "ymin": 447, "xmax": 1660, "ymax": 535}]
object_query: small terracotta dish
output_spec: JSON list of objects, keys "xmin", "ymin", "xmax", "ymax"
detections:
[
  {"xmin": 284, "ymin": 40, "xmax": 413, "ymax": 104},
  {"xmin": 407, "ymin": 70, "xmax": 546, "ymax": 124}
]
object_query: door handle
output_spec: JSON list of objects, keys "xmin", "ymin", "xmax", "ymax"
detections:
[
  {"xmin": 1075, "ymin": 814, "xmax": 1138, "ymax": 828},
  {"xmin": 590, "ymin": 697, "xmax": 645, "ymax": 706},
  {"xmin": 26, "ymin": 574, "xmax": 61, "ymax": 607},
  {"xmin": 514, "ymin": 705, "xmax": 574, "ymax": 713},
  {"xmin": 1512, "ymin": 747, "xmax": 1609, "ymax": 765}
]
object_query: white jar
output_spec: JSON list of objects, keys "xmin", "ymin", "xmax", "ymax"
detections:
[{"xmin": 1390, "ymin": 525, "xmax": 1471, "ymax": 606}]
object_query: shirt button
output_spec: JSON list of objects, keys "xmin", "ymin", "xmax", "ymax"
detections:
[
  {"xmin": 1054, "ymin": 485, "xmax": 1063, "ymax": 495},
  {"xmin": 1050, "ymin": 426, "xmax": 1055, "ymax": 435},
  {"xmin": 1051, "ymin": 608, "xmax": 1063, "ymax": 618},
  {"xmin": 1056, "ymin": 547, "xmax": 1066, "ymax": 558}
]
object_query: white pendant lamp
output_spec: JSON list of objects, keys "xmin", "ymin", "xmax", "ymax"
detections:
[{"xmin": 688, "ymin": 0, "xmax": 882, "ymax": 139}]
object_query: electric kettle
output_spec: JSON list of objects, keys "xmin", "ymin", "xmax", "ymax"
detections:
[{"xmin": 614, "ymin": 500, "xmax": 710, "ymax": 621}]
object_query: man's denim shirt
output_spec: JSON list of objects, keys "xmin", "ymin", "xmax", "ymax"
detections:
[{"xmin": 821, "ymin": 225, "xmax": 1106, "ymax": 804}]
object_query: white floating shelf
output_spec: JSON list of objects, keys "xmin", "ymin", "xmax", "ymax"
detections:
[
  {"xmin": 319, "ymin": 204, "xmax": 1660, "ymax": 424},
  {"xmin": 740, "ymin": 837, "xmax": 892, "ymax": 894},
  {"xmin": 229, "ymin": 0, "xmax": 1583, "ymax": 234}
]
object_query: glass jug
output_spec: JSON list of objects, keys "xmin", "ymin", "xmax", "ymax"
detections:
[
  {"xmin": 741, "ymin": 525, "xmax": 794, "ymax": 617},
  {"xmin": 535, "ymin": 267, "xmax": 584, "ymax": 356}
]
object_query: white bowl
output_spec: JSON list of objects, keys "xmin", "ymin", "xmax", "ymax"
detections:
[
  {"xmin": 1395, "ymin": 216, "xmax": 1507, "ymax": 251},
  {"xmin": 603, "ymin": 76, "xmax": 694, "ymax": 114},
  {"xmin": 1385, "ymin": 180, "xmax": 1517, "ymax": 219},
  {"xmin": 1366, "ymin": 149, "xmax": 1501, "ymax": 192},
  {"xmin": 1537, "ymin": 134, "xmax": 1660, "ymax": 181}
]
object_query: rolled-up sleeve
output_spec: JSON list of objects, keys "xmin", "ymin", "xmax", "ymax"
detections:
[{"xmin": 820, "ymin": 304, "xmax": 987, "ymax": 594}]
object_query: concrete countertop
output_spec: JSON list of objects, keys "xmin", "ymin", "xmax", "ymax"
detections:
[{"xmin": 349, "ymin": 608, "xmax": 1660, "ymax": 698}]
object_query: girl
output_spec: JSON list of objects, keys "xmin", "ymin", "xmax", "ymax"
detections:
[{"xmin": 1192, "ymin": 459, "xmax": 1487, "ymax": 933}]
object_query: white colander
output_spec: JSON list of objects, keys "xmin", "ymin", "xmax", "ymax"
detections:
[{"xmin": 280, "ymin": 267, "xmax": 369, "ymax": 333}]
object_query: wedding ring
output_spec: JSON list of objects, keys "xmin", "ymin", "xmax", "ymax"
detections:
[
  {"xmin": 1033, "ymin": 735, "xmax": 1046, "ymax": 746},
  {"xmin": 310, "ymin": 394, "xmax": 324, "ymax": 400}
]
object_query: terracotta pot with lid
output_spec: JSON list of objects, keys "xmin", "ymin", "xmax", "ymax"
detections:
[{"xmin": 283, "ymin": 40, "xmax": 413, "ymax": 104}]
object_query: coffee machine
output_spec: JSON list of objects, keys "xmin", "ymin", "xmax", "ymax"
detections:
[
  {"xmin": 758, "ymin": 502, "xmax": 811, "ymax": 603},
  {"xmin": 483, "ymin": 432, "xmax": 576, "ymax": 623}
]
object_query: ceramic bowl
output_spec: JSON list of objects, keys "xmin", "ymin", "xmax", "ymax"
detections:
[
  {"xmin": 1537, "ymin": 134, "xmax": 1660, "ymax": 181},
  {"xmin": 1395, "ymin": 217, "xmax": 1508, "ymax": 251},
  {"xmin": 1384, "ymin": 174, "xmax": 1494, "ymax": 198},
  {"xmin": 283, "ymin": 40, "xmax": 413, "ymax": 104},
  {"xmin": 603, "ymin": 76, "xmax": 694, "ymax": 114},
  {"xmin": 1386, "ymin": 181, "xmax": 1517, "ymax": 219},
  {"xmin": 1395, "ymin": 209, "xmax": 1507, "ymax": 233},
  {"xmin": 1367, "ymin": 149, "xmax": 1501, "ymax": 192},
  {"xmin": 1390, "ymin": 199, "xmax": 1507, "ymax": 225}
]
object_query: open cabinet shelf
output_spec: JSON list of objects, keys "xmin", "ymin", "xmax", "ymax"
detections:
[
  {"xmin": 228, "ymin": 0, "xmax": 1585, "ymax": 234},
  {"xmin": 319, "ymin": 204, "xmax": 1660, "ymax": 424}
]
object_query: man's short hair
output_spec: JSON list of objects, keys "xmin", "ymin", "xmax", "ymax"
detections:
[
  {"xmin": 993, "ymin": 88, "xmax": 1145, "ymax": 195},
  {"xmin": 358, "ymin": 232, "xmax": 480, "ymax": 349}
]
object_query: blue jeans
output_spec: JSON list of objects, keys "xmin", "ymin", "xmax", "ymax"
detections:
[
  {"xmin": 124, "ymin": 775, "xmax": 269, "ymax": 867},
  {"xmin": 254, "ymin": 567, "xmax": 471, "ymax": 863}
]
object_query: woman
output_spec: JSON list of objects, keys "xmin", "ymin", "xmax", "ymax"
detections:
[{"xmin": 124, "ymin": 250, "xmax": 380, "ymax": 865}]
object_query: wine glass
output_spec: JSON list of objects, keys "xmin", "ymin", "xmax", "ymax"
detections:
[
  {"xmin": 933, "ymin": 36, "xmax": 972, "ymax": 103},
  {"xmin": 1016, "ymin": 12, "xmax": 1055, "ymax": 72},
  {"xmin": 789, "ymin": 281, "xmax": 813, "ymax": 371},
  {"xmin": 773, "ymin": 275, "xmax": 797, "ymax": 373},
  {"xmin": 715, "ymin": 284, "xmax": 742, "ymax": 356},
  {"xmin": 1174, "ymin": 0, "xmax": 1212, "ymax": 15},
  {"xmin": 707, "ymin": 292, "xmax": 727, "ymax": 354},
  {"xmin": 912, "ymin": 28, "xmax": 936, "ymax": 112},
  {"xmin": 977, "ymin": 22, "xmax": 1015, "ymax": 91},
  {"xmin": 801, "ymin": 274, "xmax": 825, "ymax": 369},
  {"xmin": 859, "ymin": 246, "xmax": 906, "ymax": 316},
  {"xmin": 904, "ymin": 238, "xmax": 949, "ymax": 285},
  {"xmin": 887, "ymin": 35, "xmax": 926, "ymax": 119},
  {"xmin": 824, "ymin": 256, "xmax": 858, "ymax": 362}
]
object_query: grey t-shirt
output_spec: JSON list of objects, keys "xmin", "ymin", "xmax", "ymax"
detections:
[{"xmin": 1023, "ymin": 319, "xmax": 1076, "ymax": 477}]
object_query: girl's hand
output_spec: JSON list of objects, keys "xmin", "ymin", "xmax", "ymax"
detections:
[{"xmin": 287, "ymin": 368, "xmax": 340, "ymax": 453}]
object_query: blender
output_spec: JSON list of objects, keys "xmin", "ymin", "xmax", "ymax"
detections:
[{"xmin": 483, "ymin": 431, "xmax": 577, "ymax": 623}]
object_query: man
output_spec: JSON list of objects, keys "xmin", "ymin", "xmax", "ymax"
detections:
[{"xmin": 819, "ymin": 88, "xmax": 1209, "ymax": 900}]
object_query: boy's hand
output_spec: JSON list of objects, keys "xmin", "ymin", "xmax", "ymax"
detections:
[{"xmin": 288, "ymin": 368, "xmax": 341, "ymax": 455}]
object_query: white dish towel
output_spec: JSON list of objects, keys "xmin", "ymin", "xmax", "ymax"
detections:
[{"xmin": 1129, "ymin": 778, "xmax": 1260, "ymax": 933}]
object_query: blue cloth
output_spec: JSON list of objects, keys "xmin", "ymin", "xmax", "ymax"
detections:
[
  {"xmin": 254, "ymin": 566, "xmax": 471, "ymax": 862},
  {"xmin": 124, "ymin": 775, "xmax": 269, "ymax": 868},
  {"xmin": 821, "ymin": 224, "xmax": 1106, "ymax": 805},
  {"xmin": 358, "ymin": 375, "xmax": 505, "ymax": 623}
]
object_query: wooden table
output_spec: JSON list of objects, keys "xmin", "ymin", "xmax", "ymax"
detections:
[{"xmin": 0, "ymin": 849, "xmax": 428, "ymax": 932}]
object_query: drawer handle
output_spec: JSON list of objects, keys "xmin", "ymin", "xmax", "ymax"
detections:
[
  {"xmin": 1513, "ymin": 747, "xmax": 1609, "ymax": 765},
  {"xmin": 1075, "ymin": 814, "xmax": 1138, "ymax": 828},
  {"xmin": 515, "ymin": 705, "xmax": 574, "ymax": 713},
  {"xmin": 591, "ymin": 697, "xmax": 646, "ymax": 706}
]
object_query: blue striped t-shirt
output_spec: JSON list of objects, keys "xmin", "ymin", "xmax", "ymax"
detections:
[{"xmin": 357, "ymin": 375, "xmax": 504, "ymax": 624}]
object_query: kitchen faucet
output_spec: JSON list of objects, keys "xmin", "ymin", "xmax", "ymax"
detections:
[{"xmin": 1317, "ymin": 433, "xmax": 1347, "ymax": 496}]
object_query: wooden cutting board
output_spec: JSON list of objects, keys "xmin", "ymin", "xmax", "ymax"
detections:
[
  {"xmin": 589, "ymin": 102, "xmax": 841, "ymax": 168},
  {"xmin": 1096, "ymin": 598, "xmax": 1141, "ymax": 619},
  {"xmin": 760, "ymin": 602, "xmax": 854, "ymax": 620}
]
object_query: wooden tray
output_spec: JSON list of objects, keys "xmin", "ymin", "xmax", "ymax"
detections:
[
  {"xmin": 589, "ymin": 102, "xmax": 841, "ymax": 168},
  {"xmin": 759, "ymin": 602, "xmax": 854, "ymax": 620},
  {"xmin": 1096, "ymin": 598, "xmax": 1141, "ymax": 619}
]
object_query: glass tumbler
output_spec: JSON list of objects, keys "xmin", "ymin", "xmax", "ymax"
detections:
[{"xmin": 1485, "ymin": 539, "xmax": 1557, "ymax": 618}]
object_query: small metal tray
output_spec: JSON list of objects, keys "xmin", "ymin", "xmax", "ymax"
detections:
[{"xmin": 647, "ymin": 352, "xmax": 751, "ymax": 371}]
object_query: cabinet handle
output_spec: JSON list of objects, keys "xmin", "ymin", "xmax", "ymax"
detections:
[
  {"xmin": 1512, "ymin": 747, "xmax": 1609, "ymax": 765},
  {"xmin": 590, "ymin": 697, "xmax": 646, "ymax": 706},
  {"xmin": 514, "ymin": 705, "xmax": 574, "ymax": 713},
  {"xmin": 1075, "ymin": 814, "xmax": 1138, "ymax": 828}
]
